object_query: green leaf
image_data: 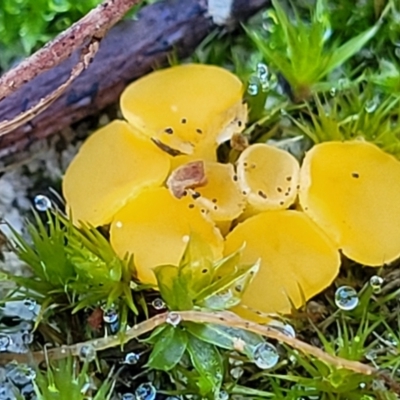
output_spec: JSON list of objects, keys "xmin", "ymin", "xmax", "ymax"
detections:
[
  {"xmin": 186, "ymin": 334, "xmax": 224, "ymax": 397},
  {"xmin": 196, "ymin": 260, "xmax": 260, "ymax": 310},
  {"xmin": 186, "ymin": 322, "xmax": 263, "ymax": 358},
  {"xmin": 147, "ymin": 325, "xmax": 188, "ymax": 371},
  {"xmin": 154, "ymin": 264, "xmax": 193, "ymax": 311},
  {"xmin": 178, "ymin": 233, "xmax": 213, "ymax": 298}
]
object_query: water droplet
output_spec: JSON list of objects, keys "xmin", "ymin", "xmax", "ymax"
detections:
[
  {"xmin": 365, "ymin": 99, "xmax": 378, "ymax": 113},
  {"xmin": 329, "ymin": 87, "xmax": 336, "ymax": 97},
  {"xmin": 218, "ymin": 390, "xmax": 229, "ymax": 400},
  {"xmin": 267, "ymin": 320, "xmax": 296, "ymax": 338},
  {"xmin": 335, "ymin": 286, "xmax": 359, "ymax": 311},
  {"xmin": 122, "ymin": 393, "xmax": 135, "ymax": 400},
  {"xmin": 22, "ymin": 332, "xmax": 34, "ymax": 344},
  {"xmin": 103, "ymin": 308, "xmax": 118, "ymax": 324},
  {"xmin": 247, "ymin": 82, "xmax": 258, "ymax": 96},
  {"xmin": 166, "ymin": 312, "xmax": 181, "ymax": 326},
  {"xmin": 7, "ymin": 364, "xmax": 36, "ymax": 386},
  {"xmin": 151, "ymin": 298, "xmax": 166, "ymax": 310},
  {"xmin": 359, "ymin": 382, "xmax": 366, "ymax": 389},
  {"xmin": 34, "ymin": 194, "xmax": 52, "ymax": 211},
  {"xmin": 252, "ymin": 342, "xmax": 279, "ymax": 369},
  {"xmin": 230, "ymin": 366, "xmax": 244, "ymax": 379},
  {"xmin": 115, "ymin": 221, "xmax": 123, "ymax": 228},
  {"xmin": 78, "ymin": 344, "xmax": 96, "ymax": 362},
  {"xmin": 0, "ymin": 333, "xmax": 11, "ymax": 351},
  {"xmin": 257, "ymin": 63, "xmax": 269, "ymax": 80},
  {"xmin": 124, "ymin": 352, "xmax": 140, "ymax": 365},
  {"xmin": 369, "ymin": 275, "xmax": 384, "ymax": 294},
  {"xmin": 23, "ymin": 298, "xmax": 37, "ymax": 311},
  {"xmin": 135, "ymin": 382, "xmax": 156, "ymax": 400}
]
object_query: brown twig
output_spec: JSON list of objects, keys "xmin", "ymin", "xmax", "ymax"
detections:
[
  {"xmin": 0, "ymin": 311, "xmax": 384, "ymax": 376},
  {"xmin": 0, "ymin": 39, "xmax": 100, "ymax": 137},
  {"xmin": 0, "ymin": 0, "xmax": 142, "ymax": 102}
]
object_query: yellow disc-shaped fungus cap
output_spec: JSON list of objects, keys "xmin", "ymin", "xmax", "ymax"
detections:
[
  {"xmin": 299, "ymin": 141, "xmax": 400, "ymax": 266},
  {"xmin": 63, "ymin": 120, "xmax": 170, "ymax": 227},
  {"xmin": 110, "ymin": 187, "xmax": 223, "ymax": 285},
  {"xmin": 189, "ymin": 162, "xmax": 245, "ymax": 222},
  {"xmin": 236, "ymin": 144, "xmax": 300, "ymax": 211},
  {"xmin": 120, "ymin": 64, "xmax": 245, "ymax": 156},
  {"xmin": 225, "ymin": 210, "xmax": 340, "ymax": 317}
]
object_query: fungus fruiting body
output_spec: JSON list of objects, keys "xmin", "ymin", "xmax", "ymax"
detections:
[
  {"xmin": 62, "ymin": 120, "xmax": 170, "ymax": 227},
  {"xmin": 236, "ymin": 143, "xmax": 300, "ymax": 211},
  {"xmin": 299, "ymin": 141, "xmax": 400, "ymax": 266},
  {"xmin": 120, "ymin": 64, "xmax": 245, "ymax": 156},
  {"xmin": 187, "ymin": 161, "xmax": 245, "ymax": 222},
  {"xmin": 225, "ymin": 210, "xmax": 340, "ymax": 319},
  {"xmin": 110, "ymin": 187, "xmax": 223, "ymax": 285}
]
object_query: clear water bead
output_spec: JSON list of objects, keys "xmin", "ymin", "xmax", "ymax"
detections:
[
  {"xmin": 369, "ymin": 275, "xmax": 384, "ymax": 294},
  {"xmin": 166, "ymin": 312, "xmax": 181, "ymax": 327},
  {"xmin": 124, "ymin": 352, "xmax": 140, "ymax": 365},
  {"xmin": 252, "ymin": 342, "xmax": 279, "ymax": 369},
  {"xmin": 218, "ymin": 390, "xmax": 229, "ymax": 400},
  {"xmin": 103, "ymin": 308, "xmax": 118, "ymax": 324},
  {"xmin": 34, "ymin": 195, "xmax": 52, "ymax": 211},
  {"xmin": 335, "ymin": 286, "xmax": 359, "ymax": 311},
  {"xmin": 151, "ymin": 298, "xmax": 166, "ymax": 310},
  {"xmin": 267, "ymin": 320, "xmax": 296, "ymax": 338},
  {"xmin": 135, "ymin": 382, "xmax": 156, "ymax": 400},
  {"xmin": 0, "ymin": 334, "xmax": 11, "ymax": 351},
  {"xmin": 23, "ymin": 298, "xmax": 37, "ymax": 311},
  {"xmin": 121, "ymin": 393, "xmax": 135, "ymax": 400},
  {"xmin": 78, "ymin": 344, "xmax": 96, "ymax": 362}
]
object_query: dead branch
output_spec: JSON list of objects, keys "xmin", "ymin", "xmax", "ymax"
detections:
[
  {"xmin": 0, "ymin": 0, "xmax": 142, "ymax": 102},
  {"xmin": 0, "ymin": 0, "xmax": 268, "ymax": 170}
]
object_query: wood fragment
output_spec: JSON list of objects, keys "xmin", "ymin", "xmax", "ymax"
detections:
[
  {"xmin": 0, "ymin": 0, "xmax": 142, "ymax": 101},
  {"xmin": 0, "ymin": 0, "xmax": 269, "ymax": 169}
]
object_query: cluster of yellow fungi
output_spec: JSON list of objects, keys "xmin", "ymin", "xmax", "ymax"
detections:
[{"xmin": 63, "ymin": 64, "xmax": 400, "ymax": 322}]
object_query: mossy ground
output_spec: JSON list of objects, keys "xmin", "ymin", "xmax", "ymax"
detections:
[{"xmin": 1, "ymin": 0, "xmax": 400, "ymax": 399}]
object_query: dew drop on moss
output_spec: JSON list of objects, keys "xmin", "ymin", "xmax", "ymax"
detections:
[
  {"xmin": 335, "ymin": 286, "xmax": 359, "ymax": 311},
  {"xmin": 151, "ymin": 298, "xmax": 166, "ymax": 310},
  {"xmin": 78, "ymin": 344, "xmax": 96, "ymax": 362},
  {"xmin": 252, "ymin": 342, "xmax": 279, "ymax": 369},
  {"xmin": 0, "ymin": 334, "xmax": 11, "ymax": 351},
  {"xmin": 34, "ymin": 194, "xmax": 52, "ymax": 211},
  {"xmin": 135, "ymin": 382, "xmax": 156, "ymax": 400},
  {"xmin": 124, "ymin": 352, "xmax": 140, "ymax": 365},
  {"xmin": 369, "ymin": 275, "xmax": 384, "ymax": 294},
  {"xmin": 166, "ymin": 312, "xmax": 181, "ymax": 326}
]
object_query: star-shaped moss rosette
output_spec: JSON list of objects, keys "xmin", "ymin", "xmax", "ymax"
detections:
[{"xmin": 63, "ymin": 63, "xmax": 400, "ymax": 321}]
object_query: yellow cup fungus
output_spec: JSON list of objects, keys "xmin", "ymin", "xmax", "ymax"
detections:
[
  {"xmin": 62, "ymin": 120, "xmax": 170, "ymax": 227},
  {"xmin": 236, "ymin": 143, "xmax": 300, "ymax": 211},
  {"xmin": 110, "ymin": 187, "xmax": 223, "ymax": 285},
  {"xmin": 299, "ymin": 141, "xmax": 400, "ymax": 266},
  {"xmin": 120, "ymin": 64, "xmax": 245, "ymax": 157},
  {"xmin": 225, "ymin": 210, "xmax": 340, "ymax": 317},
  {"xmin": 62, "ymin": 63, "xmax": 400, "ymax": 320}
]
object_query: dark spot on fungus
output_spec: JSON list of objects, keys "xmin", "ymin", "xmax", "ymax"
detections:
[
  {"xmin": 235, "ymin": 285, "xmax": 242, "ymax": 292},
  {"xmin": 214, "ymin": 206, "xmax": 218, "ymax": 210},
  {"xmin": 188, "ymin": 204, "xmax": 195, "ymax": 209},
  {"xmin": 286, "ymin": 176, "xmax": 292, "ymax": 181},
  {"xmin": 233, "ymin": 175, "xmax": 238, "ymax": 181},
  {"xmin": 238, "ymin": 120, "xmax": 242, "ymax": 127},
  {"xmin": 352, "ymin": 172, "xmax": 360, "ymax": 178},
  {"xmin": 277, "ymin": 187, "xmax": 283, "ymax": 193},
  {"xmin": 280, "ymin": 201, "xmax": 284, "ymax": 205},
  {"xmin": 191, "ymin": 191, "xmax": 201, "ymax": 199},
  {"xmin": 181, "ymin": 118, "xmax": 187, "ymax": 124},
  {"xmin": 243, "ymin": 162, "xmax": 248, "ymax": 167},
  {"xmin": 182, "ymin": 190, "xmax": 187, "ymax": 196},
  {"xmin": 212, "ymin": 198, "xmax": 217, "ymax": 203},
  {"xmin": 201, "ymin": 209, "xmax": 206, "ymax": 213},
  {"xmin": 196, "ymin": 128, "xmax": 203, "ymax": 134},
  {"xmin": 164, "ymin": 127, "xmax": 174, "ymax": 134},
  {"xmin": 297, "ymin": 185, "xmax": 300, "ymax": 189},
  {"xmin": 258, "ymin": 190, "xmax": 267, "ymax": 199},
  {"xmin": 242, "ymin": 191, "xmax": 247, "ymax": 195},
  {"xmin": 202, "ymin": 269, "xmax": 208, "ymax": 274}
]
